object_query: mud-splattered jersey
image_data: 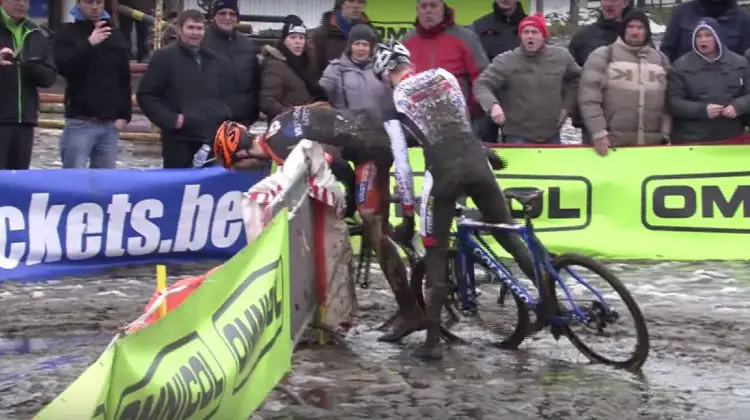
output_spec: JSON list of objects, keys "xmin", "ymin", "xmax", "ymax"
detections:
[
  {"xmin": 262, "ymin": 106, "xmax": 392, "ymax": 166},
  {"xmin": 391, "ymin": 68, "xmax": 487, "ymax": 177},
  {"xmin": 384, "ymin": 68, "xmax": 489, "ymax": 214}
]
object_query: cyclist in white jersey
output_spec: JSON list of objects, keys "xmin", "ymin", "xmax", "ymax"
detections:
[{"xmin": 374, "ymin": 41, "xmax": 541, "ymax": 360}]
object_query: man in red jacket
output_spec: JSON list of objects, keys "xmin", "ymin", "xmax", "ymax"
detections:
[{"xmin": 402, "ymin": 0, "xmax": 489, "ymax": 120}]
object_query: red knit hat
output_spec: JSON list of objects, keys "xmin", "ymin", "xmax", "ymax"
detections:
[{"xmin": 518, "ymin": 11, "xmax": 548, "ymax": 39}]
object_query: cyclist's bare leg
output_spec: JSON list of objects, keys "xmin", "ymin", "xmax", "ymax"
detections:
[{"xmin": 355, "ymin": 162, "xmax": 423, "ymax": 342}]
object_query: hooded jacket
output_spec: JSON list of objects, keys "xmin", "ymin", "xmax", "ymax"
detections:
[
  {"xmin": 579, "ymin": 10, "xmax": 671, "ymax": 146},
  {"xmin": 667, "ymin": 17, "xmax": 750, "ymax": 143},
  {"xmin": 402, "ymin": 6, "xmax": 489, "ymax": 116},
  {"xmin": 660, "ymin": 0, "xmax": 750, "ymax": 63}
]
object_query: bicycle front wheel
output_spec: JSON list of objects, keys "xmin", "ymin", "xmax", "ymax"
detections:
[
  {"xmin": 410, "ymin": 249, "xmax": 530, "ymax": 350},
  {"xmin": 552, "ymin": 253, "xmax": 650, "ymax": 370}
]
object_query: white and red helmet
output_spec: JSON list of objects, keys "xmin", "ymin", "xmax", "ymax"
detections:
[{"xmin": 372, "ymin": 40, "xmax": 412, "ymax": 78}]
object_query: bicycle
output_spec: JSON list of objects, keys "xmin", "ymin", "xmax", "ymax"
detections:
[
  {"xmin": 409, "ymin": 187, "xmax": 650, "ymax": 371},
  {"xmin": 348, "ymin": 218, "xmax": 463, "ymax": 343}
]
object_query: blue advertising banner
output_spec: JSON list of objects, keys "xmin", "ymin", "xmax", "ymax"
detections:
[{"xmin": 0, "ymin": 167, "xmax": 263, "ymax": 283}]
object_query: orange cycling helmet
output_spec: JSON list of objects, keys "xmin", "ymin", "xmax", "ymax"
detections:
[{"xmin": 213, "ymin": 121, "xmax": 254, "ymax": 168}]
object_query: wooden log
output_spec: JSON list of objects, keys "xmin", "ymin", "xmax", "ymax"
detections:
[
  {"xmin": 39, "ymin": 92, "xmax": 139, "ymax": 106},
  {"xmin": 40, "ymin": 102, "xmax": 144, "ymax": 115},
  {"xmin": 37, "ymin": 117, "xmax": 155, "ymax": 134},
  {"xmin": 37, "ymin": 119, "xmax": 160, "ymax": 142}
]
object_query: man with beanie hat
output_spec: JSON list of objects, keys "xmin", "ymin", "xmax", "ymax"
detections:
[
  {"xmin": 568, "ymin": 0, "xmax": 633, "ymax": 143},
  {"xmin": 579, "ymin": 9, "xmax": 671, "ymax": 155},
  {"xmin": 210, "ymin": 0, "xmax": 238, "ymax": 17},
  {"xmin": 667, "ymin": 17, "xmax": 750, "ymax": 143},
  {"xmin": 203, "ymin": 0, "xmax": 261, "ymax": 128},
  {"xmin": 473, "ymin": 11, "xmax": 581, "ymax": 144}
]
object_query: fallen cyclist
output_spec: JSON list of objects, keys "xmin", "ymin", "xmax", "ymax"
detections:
[
  {"xmin": 212, "ymin": 104, "xmax": 425, "ymax": 342},
  {"xmin": 372, "ymin": 40, "xmax": 550, "ymax": 360}
]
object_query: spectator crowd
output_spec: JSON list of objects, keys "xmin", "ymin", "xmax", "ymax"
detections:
[{"xmin": 1, "ymin": 0, "xmax": 750, "ymax": 170}]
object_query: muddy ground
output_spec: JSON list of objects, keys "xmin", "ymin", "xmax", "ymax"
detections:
[{"xmin": 1, "ymin": 129, "xmax": 749, "ymax": 420}]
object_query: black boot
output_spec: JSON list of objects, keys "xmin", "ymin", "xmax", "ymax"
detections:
[
  {"xmin": 414, "ymin": 321, "xmax": 443, "ymax": 360},
  {"xmin": 413, "ymin": 288, "xmax": 446, "ymax": 360},
  {"xmin": 376, "ymin": 236, "xmax": 425, "ymax": 342},
  {"xmin": 377, "ymin": 286, "xmax": 424, "ymax": 342}
]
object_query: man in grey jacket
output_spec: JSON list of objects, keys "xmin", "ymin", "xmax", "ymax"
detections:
[
  {"xmin": 667, "ymin": 17, "xmax": 750, "ymax": 144},
  {"xmin": 473, "ymin": 12, "xmax": 580, "ymax": 144}
]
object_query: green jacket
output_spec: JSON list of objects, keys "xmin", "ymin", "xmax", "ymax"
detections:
[{"xmin": 0, "ymin": 8, "xmax": 56, "ymax": 125}]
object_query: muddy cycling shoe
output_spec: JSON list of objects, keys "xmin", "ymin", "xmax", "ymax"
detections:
[
  {"xmin": 377, "ymin": 316, "xmax": 424, "ymax": 342},
  {"xmin": 414, "ymin": 324, "xmax": 443, "ymax": 360},
  {"xmin": 414, "ymin": 341, "xmax": 443, "ymax": 360}
]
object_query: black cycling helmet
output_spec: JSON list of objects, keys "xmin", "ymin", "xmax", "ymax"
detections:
[{"xmin": 372, "ymin": 40, "xmax": 412, "ymax": 78}]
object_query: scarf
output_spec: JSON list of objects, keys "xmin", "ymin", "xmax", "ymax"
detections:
[
  {"xmin": 276, "ymin": 42, "xmax": 327, "ymax": 102},
  {"xmin": 334, "ymin": 10, "xmax": 359, "ymax": 36}
]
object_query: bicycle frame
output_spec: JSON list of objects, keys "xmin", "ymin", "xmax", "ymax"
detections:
[{"xmin": 452, "ymin": 211, "xmax": 610, "ymax": 325}]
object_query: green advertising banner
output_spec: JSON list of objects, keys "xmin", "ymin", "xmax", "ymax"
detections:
[
  {"xmin": 365, "ymin": 0, "xmax": 531, "ymax": 40},
  {"xmin": 35, "ymin": 210, "xmax": 291, "ymax": 419},
  {"xmin": 375, "ymin": 146, "xmax": 750, "ymax": 261}
]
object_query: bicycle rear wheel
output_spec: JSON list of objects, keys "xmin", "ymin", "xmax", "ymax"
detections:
[
  {"xmin": 410, "ymin": 249, "xmax": 530, "ymax": 350},
  {"xmin": 551, "ymin": 254, "xmax": 650, "ymax": 370}
]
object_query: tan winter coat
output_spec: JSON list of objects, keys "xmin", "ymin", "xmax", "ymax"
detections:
[{"xmin": 579, "ymin": 37, "xmax": 671, "ymax": 146}]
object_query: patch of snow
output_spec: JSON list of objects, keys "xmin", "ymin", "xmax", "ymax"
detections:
[
  {"xmin": 650, "ymin": 20, "xmax": 667, "ymax": 34},
  {"xmin": 95, "ymin": 290, "xmax": 129, "ymax": 297},
  {"xmin": 544, "ymin": 9, "xmax": 668, "ymax": 35}
]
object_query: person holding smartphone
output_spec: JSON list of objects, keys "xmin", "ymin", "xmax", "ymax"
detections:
[
  {"xmin": 53, "ymin": 0, "xmax": 132, "ymax": 169},
  {"xmin": 0, "ymin": 0, "xmax": 57, "ymax": 170}
]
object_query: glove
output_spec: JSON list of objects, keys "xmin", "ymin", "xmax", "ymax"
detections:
[
  {"xmin": 393, "ymin": 215, "xmax": 415, "ymax": 248},
  {"xmin": 486, "ymin": 149, "xmax": 508, "ymax": 171}
]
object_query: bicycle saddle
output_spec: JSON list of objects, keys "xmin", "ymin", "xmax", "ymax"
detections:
[{"xmin": 503, "ymin": 188, "xmax": 544, "ymax": 206}]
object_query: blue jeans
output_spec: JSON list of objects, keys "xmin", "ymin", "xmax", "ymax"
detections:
[
  {"xmin": 59, "ymin": 119, "xmax": 119, "ymax": 168},
  {"xmin": 504, "ymin": 134, "xmax": 561, "ymax": 144}
]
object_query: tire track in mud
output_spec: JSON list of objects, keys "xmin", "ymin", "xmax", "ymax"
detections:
[{"xmin": 2, "ymin": 131, "xmax": 749, "ymax": 419}]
